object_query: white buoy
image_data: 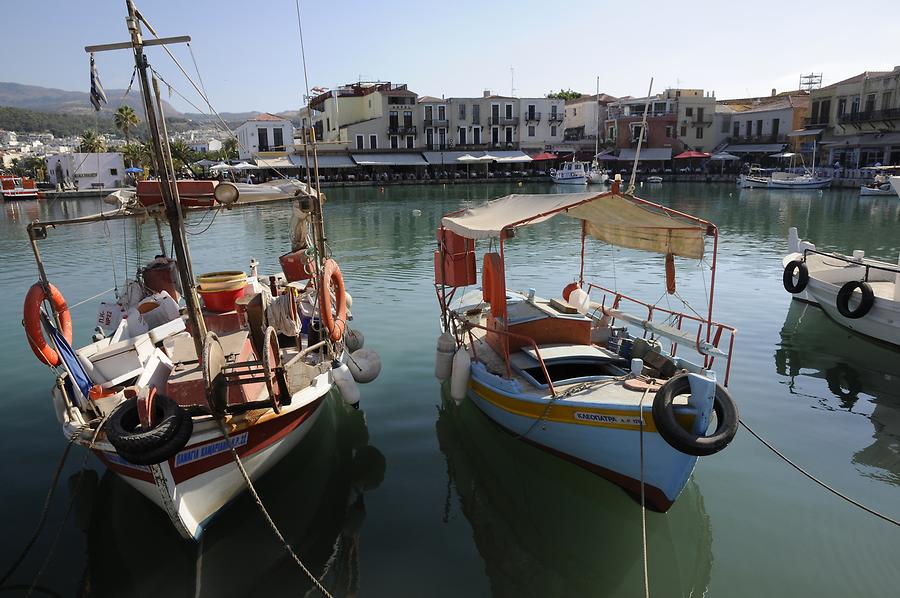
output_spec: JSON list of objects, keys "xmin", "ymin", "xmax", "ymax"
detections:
[
  {"xmin": 449, "ymin": 348, "xmax": 471, "ymax": 403},
  {"xmin": 569, "ymin": 288, "xmax": 590, "ymax": 315},
  {"xmin": 332, "ymin": 361, "xmax": 361, "ymax": 406},
  {"xmin": 348, "ymin": 348, "xmax": 381, "ymax": 383},
  {"xmin": 345, "ymin": 328, "xmax": 365, "ymax": 352},
  {"xmin": 345, "ymin": 291, "xmax": 353, "ymax": 309},
  {"xmin": 435, "ymin": 332, "xmax": 456, "ymax": 381}
]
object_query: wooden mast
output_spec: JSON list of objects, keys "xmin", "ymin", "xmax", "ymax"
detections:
[{"xmin": 122, "ymin": 0, "xmax": 207, "ymax": 357}]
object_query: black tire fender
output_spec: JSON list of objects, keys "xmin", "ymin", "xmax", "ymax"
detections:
[
  {"xmin": 836, "ymin": 281, "xmax": 875, "ymax": 319},
  {"xmin": 106, "ymin": 394, "xmax": 194, "ymax": 465},
  {"xmin": 783, "ymin": 260, "xmax": 809, "ymax": 294},
  {"xmin": 652, "ymin": 374, "xmax": 739, "ymax": 457}
]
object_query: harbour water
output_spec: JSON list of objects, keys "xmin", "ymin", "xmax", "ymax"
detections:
[{"xmin": 1, "ymin": 182, "xmax": 899, "ymax": 596}]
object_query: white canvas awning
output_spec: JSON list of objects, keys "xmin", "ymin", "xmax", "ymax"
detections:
[
  {"xmin": 351, "ymin": 152, "xmax": 428, "ymax": 166},
  {"xmin": 254, "ymin": 156, "xmax": 294, "ymax": 169},
  {"xmin": 617, "ymin": 148, "xmax": 673, "ymax": 161},
  {"xmin": 289, "ymin": 154, "xmax": 357, "ymax": 169},
  {"xmin": 441, "ymin": 192, "xmax": 706, "ymax": 258}
]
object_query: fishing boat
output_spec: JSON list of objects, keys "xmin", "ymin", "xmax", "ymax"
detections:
[
  {"xmin": 1, "ymin": 174, "xmax": 42, "ymax": 200},
  {"xmin": 767, "ymin": 171, "xmax": 832, "ymax": 189},
  {"xmin": 433, "ymin": 176, "xmax": 739, "ymax": 512},
  {"xmin": 587, "ymin": 166, "xmax": 609, "ymax": 185},
  {"xmin": 550, "ymin": 160, "xmax": 588, "ymax": 185},
  {"xmin": 22, "ymin": 0, "xmax": 380, "ymax": 540},
  {"xmin": 647, "ymin": 175, "xmax": 663, "ymax": 184},
  {"xmin": 737, "ymin": 164, "xmax": 771, "ymax": 189},
  {"xmin": 782, "ymin": 227, "xmax": 900, "ymax": 346},
  {"xmin": 860, "ymin": 166, "xmax": 900, "ymax": 196}
]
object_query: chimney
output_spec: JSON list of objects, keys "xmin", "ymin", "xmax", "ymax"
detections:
[
  {"xmin": 483, "ymin": 90, "xmax": 491, "ymax": 98},
  {"xmin": 771, "ymin": 88, "xmax": 777, "ymax": 97}
]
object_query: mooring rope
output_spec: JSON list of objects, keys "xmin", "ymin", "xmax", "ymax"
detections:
[
  {"xmin": 214, "ymin": 419, "xmax": 334, "ymax": 597},
  {"xmin": 637, "ymin": 387, "xmax": 651, "ymax": 598},
  {"xmin": 740, "ymin": 419, "xmax": 900, "ymax": 527}
]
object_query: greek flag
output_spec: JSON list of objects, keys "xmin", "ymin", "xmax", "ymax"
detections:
[{"xmin": 89, "ymin": 53, "xmax": 108, "ymax": 112}]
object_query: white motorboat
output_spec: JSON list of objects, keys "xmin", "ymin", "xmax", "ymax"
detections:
[
  {"xmin": 587, "ymin": 165, "xmax": 609, "ymax": 185},
  {"xmin": 433, "ymin": 181, "xmax": 740, "ymax": 512},
  {"xmin": 782, "ymin": 227, "xmax": 900, "ymax": 347},
  {"xmin": 647, "ymin": 175, "xmax": 663, "ymax": 184},
  {"xmin": 860, "ymin": 166, "xmax": 900, "ymax": 196},
  {"xmin": 737, "ymin": 165, "xmax": 771, "ymax": 189},
  {"xmin": 859, "ymin": 183, "xmax": 895, "ymax": 196},
  {"xmin": 550, "ymin": 161, "xmax": 588, "ymax": 185},
  {"xmin": 767, "ymin": 171, "xmax": 832, "ymax": 189}
]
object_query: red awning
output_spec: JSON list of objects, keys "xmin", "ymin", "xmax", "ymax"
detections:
[
  {"xmin": 530, "ymin": 152, "xmax": 558, "ymax": 161},
  {"xmin": 673, "ymin": 150, "xmax": 711, "ymax": 159}
]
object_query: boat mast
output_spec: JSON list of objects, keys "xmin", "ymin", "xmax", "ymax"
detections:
[
  {"xmin": 594, "ymin": 76, "xmax": 600, "ymax": 163},
  {"xmin": 123, "ymin": 0, "xmax": 207, "ymax": 355}
]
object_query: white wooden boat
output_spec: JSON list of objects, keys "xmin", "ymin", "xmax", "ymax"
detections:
[
  {"xmin": 737, "ymin": 165, "xmax": 770, "ymax": 188},
  {"xmin": 782, "ymin": 227, "xmax": 900, "ymax": 347},
  {"xmin": 433, "ymin": 182, "xmax": 739, "ymax": 512},
  {"xmin": 1, "ymin": 175, "xmax": 42, "ymax": 200},
  {"xmin": 587, "ymin": 166, "xmax": 609, "ymax": 185},
  {"xmin": 767, "ymin": 171, "xmax": 832, "ymax": 189},
  {"xmin": 24, "ymin": 2, "xmax": 379, "ymax": 540},
  {"xmin": 859, "ymin": 183, "xmax": 895, "ymax": 196},
  {"xmin": 647, "ymin": 175, "xmax": 663, "ymax": 184},
  {"xmin": 550, "ymin": 161, "xmax": 588, "ymax": 185}
]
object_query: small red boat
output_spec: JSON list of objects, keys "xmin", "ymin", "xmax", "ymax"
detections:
[{"xmin": 1, "ymin": 175, "xmax": 42, "ymax": 200}]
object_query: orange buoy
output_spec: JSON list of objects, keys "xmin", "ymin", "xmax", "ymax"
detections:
[
  {"xmin": 23, "ymin": 282, "xmax": 73, "ymax": 366},
  {"xmin": 319, "ymin": 259, "xmax": 348, "ymax": 342},
  {"xmin": 562, "ymin": 282, "xmax": 580, "ymax": 301},
  {"xmin": 665, "ymin": 253, "xmax": 676, "ymax": 295}
]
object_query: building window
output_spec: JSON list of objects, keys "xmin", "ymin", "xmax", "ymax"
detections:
[
  {"xmin": 697, "ymin": 107, "xmax": 704, "ymax": 122},
  {"xmin": 438, "ymin": 105, "xmax": 446, "ymax": 121},
  {"xmin": 772, "ymin": 118, "xmax": 780, "ymax": 137},
  {"xmin": 745, "ymin": 121, "xmax": 752, "ymax": 136},
  {"xmin": 696, "ymin": 127, "xmax": 703, "ymax": 139},
  {"xmin": 109, "ymin": 168, "xmax": 118, "ymax": 175},
  {"xmin": 273, "ymin": 127, "xmax": 283, "ymax": 149},
  {"xmin": 551, "ymin": 125, "xmax": 557, "ymax": 137},
  {"xmin": 837, "ymin": 98, "xmax": 846, "ymax": 116},
  {"xmin": 607, "ymin": 126, "xmax": 615, "ymax": 139},
  {"xmin": 680, "ymin": 125, "xmax": 686, "ymax": 137},
  {"xmin": 355, "ymin": 135, "xmax": 364, "ymax": 150},
  {"xmin": 665, "ymin": 125, "xmax": 673, "ymax": 138},
  {"xmin": 390, "ymin": 135, "xmax": 399, "ymax": 149},
  {"xmin": 573, "ymin": 107, "xmax": 577, "ymax": 116},
  {"xmin": 472, "ymin": 104, "xmax": 480, "ymax": 124},
  {"xmin": 425, "ymin": 105, "xmax": 433, "ymax": 120},
  {"xmin": 257, "ymin": 128, "xmax": 269, "ymax": 151},
  {"xmin": 439, "ymin": 128, "xmax": 447, "ymax": 148},
  {"xmin": 528, "ymin": 104, "xmax": 536, "ymax": 118},
  {"xmin": 403, "ymin": 111, "xmax": 413, "ymax": 128},
  {"xmin": 820, "ymin": 99, "xmax": 831, "ymax": 122},
  {"xmin": 528, "ymin": 125, "xmax": 535, "ymax": 137},
  {"xmin": 458, "ymin": 127, "xmax": 467, "ymax": 144},
  {"xmin": 505, "ymin": 103, "xmax": 513, "ymax": 119},
  {"xmin": 369, "ymin": 134, "xmax": 377, "ymax": 149},
  {"xmin": 864, "ymin": 94, "xmax": 875, "ymax": 114},
  {"xmin": 459, "ymin": 103, "xmax": 466, "ymax": 120},
  {"xmin": 389, "ymin": 111, "xmax": 399, "ymax": 129},
  {"xmin": 368, "ymin": 99, "xmax": 372, "ymax": 108},
  {"xmin": 756, "ymin": 120, "xmax": 763, "ymax": 136},
  {"xmin": 882, "ymin": 91, "xmax": 893, "ymax": 110},
  {"xmin": 406, "ymin": 136, "xmax": 414, "ymax": 149},
  {"xmin": 685, "ymin": 107, "xmax": 694, "ymax": 117},
  {"xmin": 326, "ymin": 118, "xmax": 331, "ymax": 131}
]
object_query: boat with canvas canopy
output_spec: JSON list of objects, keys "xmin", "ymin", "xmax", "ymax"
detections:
[
  {"xmin": 21, "ymin": 0, "xmax": 380, "ymax": 540},
  {"xmin": 433, "ymin": 176, "xmax": 739, "ymax": 511}
]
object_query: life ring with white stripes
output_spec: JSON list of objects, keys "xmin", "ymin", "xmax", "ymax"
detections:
[
  {"xmin": 23, "ymin": 282, "xmax": 72, "ymax": 367},
  {"xmin": 319, "ymin": 259, "xmax": 348, "ymax": 342}
]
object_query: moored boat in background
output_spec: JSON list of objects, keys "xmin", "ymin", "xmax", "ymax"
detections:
[{"xmin": 1, "ymin": 175, "xmax": 42, "ymax": 200}]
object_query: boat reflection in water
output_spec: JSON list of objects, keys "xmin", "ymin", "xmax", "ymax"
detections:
[
  {"xmin": 436, "ymin": 388, "xmax": 713, "ymax": 597},
  {"xmin": 776, "ymin": 301, "xmax": 900, "ymax": 484},
  {"xmin": 70, "ymin": 395, "xmax": 385, "ymax": 598}
]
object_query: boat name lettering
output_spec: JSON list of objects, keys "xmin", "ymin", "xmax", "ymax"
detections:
[
  {"xmin": 574, "ymin": 411, "xmax": 642, "ymax": 426},
  {"xmin": 104, "ymin": 451, "xmax": 150, "ymax": 471},
  {"xmin": 175, "ymin": 432, "xmax": 249, "ymax": 467}
]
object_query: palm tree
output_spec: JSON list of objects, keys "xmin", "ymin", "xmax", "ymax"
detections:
[
  {"xmin": 114, "ymin": 105, "xmax": 140, "ymax": 145},
  {"xmin": 123, "ymin": 142, "xmax": 151, "ymax": 173},
  {"xmin": 222, "ymin": 137, "xmax": 238, "ymax": 160},
  {"xmin": 79, "ymin": 130, "xmax": 107, "ymax": 153}
]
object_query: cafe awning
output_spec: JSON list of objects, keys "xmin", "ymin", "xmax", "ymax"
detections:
[
  {"xmin": 441, "ymin": 191, "xmax": 706, "ymax": 258},
  {"xmin": 254, "ymin": 156, "xmax": 294, "ymax": 169},
  {"xmin": 721, "ymin": 143, "xmax": 785, "ymax": 154},
  {"xmin": 289, "ymin": 154, "xmax": 356, "ymax": 169},
  {"xmin": 351, "ymin": 152, "xmax": 428, "ymax": 166},
  {"xmin": 617, "ymin": 148, "xmax": 673, "ymax": 161}
]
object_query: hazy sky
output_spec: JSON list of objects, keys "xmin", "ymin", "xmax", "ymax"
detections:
[{"xmin": 2, "ymin": 0, "xmax": 898, "ymax": 113}]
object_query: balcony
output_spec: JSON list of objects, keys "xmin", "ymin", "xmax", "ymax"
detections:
[
  {"xmin": 548, "ymin": 112, "xmax": 564, "ymax": 123},
  {"xmin": 690, "ymin": 116, "xmax": 713, "ymax": 126},
  {"xmin": 488, "ymin": 116, "xmax": 520, "ymax": 126},
  {"xmin": 423, "ymin": 119, "xmax": 449, "ymax": 128},
  {"xmin": 524, "ymin": 112, "xmax": 542, "ymax": 123},
  {"xmin": 802, "ymin": 117, "xmax": 830, "ymax": 127},
  {"xmin": 388, "ymin": 125, "xmax": 417, "ymax": 135},
  {"xmin": 489, "ymin": 141, "xmax": 519, "ymax": 150},
  {"xmin": 838, "ymin": 108, "xmax": 900, "ymax": 125}
]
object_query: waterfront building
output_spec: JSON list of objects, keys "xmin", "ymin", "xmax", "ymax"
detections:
[
  {"xmin": 45, "ymin": 152, "xmax": 125, "ymax": 188},
  {"xmin": 604, "ymin": 90, "xmax": 682, "ymax": 164},
  {"xmin": 562, "ymin": 93, "xmax": 617, "ymax": 153},
  {"xmin": 517, "ymin": 97, "xmax": 565, "ymax": 152},
  {"xmin": 235, "ymin": 113, "xmax": 294, "ymax": 159},
  {"xmin": 797, "ymin": 67, "xmax": 900, "ymax": 168},
  {"xmin": 719, "ymin": 90, "xmax": 809, "ymax": 157},
  {"xmin": 445, "ymin": 92, "xmax": 520, "ymax": 150},
  {"xmin": 674, "ymin": 90, "xmax": 717, "ymax": 152},
  {"xmin": 419, "ymin": 95, "xmax": 450, "ymax": 150}
]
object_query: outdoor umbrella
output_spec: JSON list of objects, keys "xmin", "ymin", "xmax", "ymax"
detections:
[
  {"xmin": 594, "ymin": 152, "xmax": 618, "ymax": 161},
  {"xmin": 124, "ymin": 166, "xmax": 144, "ymax": 173},
  {"xmin": 674, "ymin": 150, "xmax": 711, "ymax": 173},
  {"xmin": 710, "ymin": 152, "xmax": 740, "ymax": 173},
  {"xmin": 209, "ymin": 162, "xmax": 232, "ymax": 171},
  {"xmin": 232, "ymin": 161, "xmax": 258, "ymax": 170},
  {"xmin": 530, "ymin": 151, "xmax": 558, "ymax": 161}
]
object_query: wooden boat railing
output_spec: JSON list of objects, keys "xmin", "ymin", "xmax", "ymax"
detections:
[{"xmin": 584, "ymin": 282, "xmax": 736, "ymax": 386}]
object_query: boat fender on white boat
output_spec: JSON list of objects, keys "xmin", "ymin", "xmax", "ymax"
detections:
[
  {"xmin": 435, "ymin": 332, "xmax": 455, "ymax": 381},
  {"xmin": 345, "ymin": 328, "xmax": 365, "ymax": 352},
  {"xmin": 332, "ymin": 360, "xmax": 361, "ymax": 407},
  {"xmin": 651, "ymin": 373, "xmax": 739, "ymax": 457},
  {"xmin": 348, "ymin": 348, "xmax": 381, "ymax": 383},
  {"xmin": 450, "ymin": 347, "xmax": 471, "ymax": 403},
  {"xmin": 105, "ymin": 391, "xmax": 194, "ymax": 465},
  {"xmin": 782, "ymin": 260, "xmax": 809, "ymax": 294},
  {"xmin": 569, "ymin": 288, "xmax": 590, "ymax": 315},
  {"xmin": 345, "ymin": 291, "xmax": 353, "ymax": 309},
  {"xmin": 836, "ymin": 281, "xmax": 875, "ymax": 319}
]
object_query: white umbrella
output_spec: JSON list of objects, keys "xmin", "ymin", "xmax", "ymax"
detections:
[
  {"xmin": 769, "ymin": 152, "xmax": 798, "ymax": 158},
  {"xmin": 209, "ymin": 162, "xmax": 233, "ymax": 171},
  {"xmin": 232, "ymin": 161, "xmax": 258, "ymax": 170},
  {"xmin": 709, "ymin": 153, "xmax": 740, "ymax": 161},
  {"xmin": 456, "ymin": 154, "xmax": 480, "ymax": 163}
]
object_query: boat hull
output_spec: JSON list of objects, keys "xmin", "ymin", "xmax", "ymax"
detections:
[
  {"xmin": 551, "ymin": 175, "xmax": 587, "ymax": 185},
  {"xmin": 76, "ymin": 378, "xmax": 333, "ymax": 540},
  {"xmin": 767, "ymin": 178, "xmax": 831, "ymax": 189},
  {"xmin": 802, "ymin": 278, "xmax": 900, "ymax": 347},
  {"xmin": 859, "ymin": 185, "xmax": 895, "ymax": 196},
  {"xmin": 465, "ymin": 377, "xmax": 696, "ymax": 511}
]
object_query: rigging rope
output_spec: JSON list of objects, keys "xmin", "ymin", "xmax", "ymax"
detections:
[{"xmin": 638, "ymin": 387, "xmax": 651, "ymax": 598}]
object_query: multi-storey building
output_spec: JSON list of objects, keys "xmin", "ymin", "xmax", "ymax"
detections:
[
  {"xmin": 235, "ymin": 113, "xmax": 294, "ymax": 159},
  {"xmin": 604, "ymin": 90, "xmax": 682, "ymax": 162},
  {"xmin": 800, "ymin": 67, "xmax": 900, "ymax": 167},
  {"xmin": 562, "ymin": 93, "xmax": 617, "ymax": 151},
  {"xmin": 517, "ymin": 97, "xmax": 565, "ymax": 152},
  {"xmin": 718, "ymin": 91, "xmax": 808, "ymax": 156},
  {"xmin": 674, "ymin": 90, "xmax": 717, "ymax": 152}
]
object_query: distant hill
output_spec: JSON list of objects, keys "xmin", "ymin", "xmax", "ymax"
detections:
[
  {"xmin": 0, "ymin": 105, "xmax": 195, "ymax": 138},
  {"xmin": 0, "ymin": 81, "xmax": 183, "ymax": 118}
]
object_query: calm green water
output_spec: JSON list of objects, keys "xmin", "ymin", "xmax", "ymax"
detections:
[{"xmin": 1, "ymin": 182, "xmax": 899, "ymax": 597}]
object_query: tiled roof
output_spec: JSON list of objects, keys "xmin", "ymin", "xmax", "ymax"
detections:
[
  {"xmin": 822, "ymin": 71, "xmax": 893, "ymax": 89},
  {"xmin": 417, "ymin": 95, "xmax": 445, "ymax": 103},
  {"xmin": 250, "ymin": 112, "xmax": 288, "ymax": 122}
]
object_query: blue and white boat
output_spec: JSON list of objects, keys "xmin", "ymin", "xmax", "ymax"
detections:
[{"xmin": 433, "ymin": 182, "xmax": 739, "ymax": 511}]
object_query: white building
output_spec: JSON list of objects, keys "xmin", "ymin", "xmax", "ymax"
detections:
[
  {"xmin": 45, "ymin": 152, "xmax": 126, "ymax": 189},
  {"xmin": 235, "ymin": 113, "xmax": 294, "ymax": 159},
  {"xmin": 187, "ymin": 139, "xmax": 223, "ymax": 154},
  {"xmin": 518, "ymin": 97, "xmax": 565, "ymax": 151}
]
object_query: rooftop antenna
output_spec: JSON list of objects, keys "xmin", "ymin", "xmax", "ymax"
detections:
[{"xmin": 799, "ymin": 73, "xmax": 822, "ymax": 92}]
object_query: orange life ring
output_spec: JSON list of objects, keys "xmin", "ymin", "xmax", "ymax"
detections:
[
  {"xmin": 23, "ymin": 282, "xmax": 73, "ymax": 367},
  {"xmin": 482, "ymin": 253, "xmax": 506, "ymax": 319},
  {"xmin": 562, "ymin": 282, "xmax": 580, "ymax": 301},
  {"xmin": 319, "ymin": 259, "xmax": 348, "ymax": 342}
]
